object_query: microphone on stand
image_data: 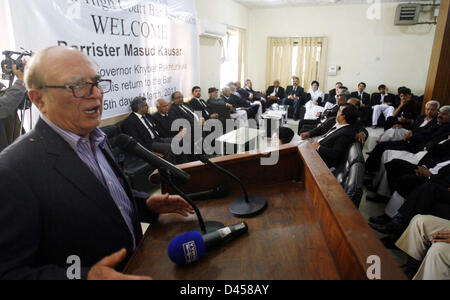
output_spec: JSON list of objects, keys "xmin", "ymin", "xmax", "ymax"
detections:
[
  {"xmin": 198, "ymin": 155, "xmax": 267, "ymax": 218},
  {"xmin": 187, "ymin": 185, "xmax": 228, "ymax": 201},
  {"xmin": 116, "ymin": 134, "xmax": 224, "ymax": 234}
]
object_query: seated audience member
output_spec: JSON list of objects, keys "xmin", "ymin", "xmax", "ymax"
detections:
[
  {"xmin": 311, "ymin": 104, "xmax": 359, "ymax": 168},
  {"xmin": 366, "ymin": 105, "xmax": 450, "ymax": 174},
  {"xmin": 234, "ymin": 81, "xmax": 263, "ymax": 119},
  {"xmin": 227, "ymin": 84, "xmax": 260, "ymax": 120},
  {"xmin": 278, "ymin": 126, "xmax": 296, "ymax": 145},
  {"xmin": 351, "ymin": 82, "xmax": 371, "ymax": 105},
  {"xmin": 298, "ymin": 87, "xmax": 349, "ymax": 134},
  {"xmin": 351, "ymin": 82, "xmax": 371, "ymax": 125},
  {"xmin": 208, "ymin": 87, "xmax": 248, "ymax": 129},
  {"xmin": 369, "ymin": 163, "xmax": 450, "ymax": 235},
  {"xmin": 384, "ymin": 88, "xmax": 418, "ymax": 130},
  {"xmin": 152, "ymin": 98, "xmax": 179, "ymax": 138},
  {"xmin": 378, "ymin": 100, "xmax": 440, "ymax": 143},
  {"xmin": 327, "ymin": 82, "xmax": 343, "ymax": 104},
  {"xmin": 189, "ymin": 86, "xmax": 219, "ymax": 121},
  {"xmin": 0, "ymin": 46, "xmax": 194, "ymax": 280},
  {"xmin": 371, "ymin": 84, "xmax": 396, "ymax": 128},
  {"xmin": 221, "ymin": 87, "xmax": 257, "ymax": 123},
  {"xmin": 240, "ymin": 79, "xmax": 267, "ymax": 109},
  {"xmin": 121, "ymin": 97, "xmax": 187, "ymax": 165},
  {"xmin": 395, "ymin": 215, "xmax": 450, "ymax": 280},
  {"xmin": 169, "ymin": 91, "xmax": 205, "ymax": 128},
  {"xmin": 367, "ymin": 128, "xmax": 450, "ymax": 204},
  {"xmin": 302, "ymin": 81, "xmax": 325, "ymax": 120},
  {"xmin": 282, "ymin": 76, "xmax": 306, "ymax": 121},
  {"xmin": 300, "ymin": 98, "xmax": 368, "ymax": 145},
  {"xmin": 266, "ymin": 80, "xmax": 285, "ymax": 107}
]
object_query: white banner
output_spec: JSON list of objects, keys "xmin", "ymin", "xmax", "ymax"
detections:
[{"xmin": 8, "ymin": 0, "xmax": 200, "ymax": 119}]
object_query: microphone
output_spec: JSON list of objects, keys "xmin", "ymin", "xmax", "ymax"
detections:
[
  {"xmin": 187, "ymin": 185, "xmax": 228, "ymax": 201},
  {"xmin": 115, "ymin": 134, "xmax": 191, "ymax": 184},
  {"xmin": 198, "ymin": 155, "xmax": 267, "ymax": 218},
  {"xmin": 168, "ymin": 222, "xmax": 249, "ymax": 266}
]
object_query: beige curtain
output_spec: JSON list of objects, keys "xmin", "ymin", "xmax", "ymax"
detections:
[
  {"xmin": 237, "ymin": 28, "xmax": 247, "ymax": 83},
  {"xmin": 266, "ymin": 37, "xmax": 328, "ymax": 89},
  {"xmin": 266, "ymin": 37, "xmax": 294, "ymax": 89},
  {"xmin": 294, "ymin": 37, "xmax": 328, "ymax": 89}
]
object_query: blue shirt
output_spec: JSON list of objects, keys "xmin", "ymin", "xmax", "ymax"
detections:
[{"xmin": 40, "ymin": 115, "xmax": 136, "ymax": 248}]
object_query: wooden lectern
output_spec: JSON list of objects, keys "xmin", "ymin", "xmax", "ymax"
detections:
[{"xmin": 124, "ymin": 144, "xmax": 406, "ymax": 280}]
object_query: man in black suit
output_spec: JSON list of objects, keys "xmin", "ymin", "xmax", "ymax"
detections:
[
  {"xmin": 282, "ymin": 76, "xmax": 305, "ymax": 120},
  {"xmin": 366, "ymin": 106, "xmax": 450, "ymax": 173},
  {"xmin": 351, "ymin": 82, "xmax": 371, "ymax": 125},
  {"xmin": 189, "ymin": 86, "xmax": 219, "ymax": 121},
  {"xmin": 327, "ymin": 82, "xmax": 343, "ymax": 105},
  {"xmin": 152, "ymin": 98, "xmax": 178, "ymax": 138},
  {"xmin": 121, "ymin": 97, "xmax": 187, "ymax": 165},
  {"xmin": 230, "ymin": 83, "xmax": 262, "ymax": 120},
  {"xmin": 298, "ymin": 87, "xmax": 348, "ymax": 134},
  {"xmin": 222, "ymin": 86, "xmax": 258, "ymax": 120},
  {"xmin": 0, "ymin": 46, "xmax": 194, "ymax": 280},
  {"xmin": 266, "ymin": 80, "xmax": 285, "ymax": 107},
  {"xmin": 385, "ymin": 88, "xmax": 419, "ymax": 130},
  {"xmin": 350, "ymin": 82, "xmax": 371, "ymax": 105},
  {"xmin": 301, "ymin": 98, "xmax": 368, "ymax": 145},
  {"xmin": 311, "ymin": 103, "xmax": 359, "ymax": 168},
  {"xmin": 371, "ymin": 84, "xmax": 396, "ymax": 128}
]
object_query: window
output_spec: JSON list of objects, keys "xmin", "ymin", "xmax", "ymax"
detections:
[
  {"xmin": 266, "ymin": 37, "xmax": 327, "ymax": 89},
  {"xmin": 220, "ymin": 27, "xmax": 246, "ymax": 88}
]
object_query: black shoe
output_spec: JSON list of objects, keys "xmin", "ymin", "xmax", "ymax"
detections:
[
  {"xmin": 370, "ymin": 221, "xmax": 403, "ymax": 235},
  {"xmin": 400, "ymin": 257, "xmax": 421, "ymax": 279},
  {"xmin": 380, "ymin": 236, "xmax": 399, "ymax": 250},
  {"xmin": 365, "ymin": 185, "xmax": 378, "ymax": 193},
  {"xmin": 369, "ymin": 214, "xmax": 392, "ymax": 225},
  {"xmin": 366, "ymin": 194, "xmax": 389, "ymax": 203}
]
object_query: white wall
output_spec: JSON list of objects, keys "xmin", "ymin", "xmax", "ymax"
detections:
[
  {"xmin": 247, "ymin": 2, "xmax": 436, "ymax": 95},
  {"xmin": 195, "ymin": 0, "xmax": 249, "ymax": 96}
]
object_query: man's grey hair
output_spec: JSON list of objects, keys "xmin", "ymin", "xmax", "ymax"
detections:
[
  {"xmin": 440, "ymin": 105, "xmax": 450, "ymax": 114},
  {"xmin": 130, "ymin": 97, "xmax": 147, "ymax": 113},
  {"xmin": 222, "ymin": 87, "xmax": 230, "ymax": 94},
  {"xmin": 426, "ymin": 100, "xmax": 440, "ymax": 110}
]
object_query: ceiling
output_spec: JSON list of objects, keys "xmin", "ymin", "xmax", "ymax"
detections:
[{"xmin": 233, "ymin": 0, "xmax": 433, "ymax": 9}]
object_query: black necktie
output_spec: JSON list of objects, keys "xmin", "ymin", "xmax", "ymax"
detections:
[{"xmin": 142, "ymin": 116, "xmax": 159, "ymax": 139}]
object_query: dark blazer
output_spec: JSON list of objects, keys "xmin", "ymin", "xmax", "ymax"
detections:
[
  {"xmin": 310, "ymin": 117, "xmax": 368, "ymax": 141},
  {"xmin": 328, "ymin": 89, "xmax": 337, "ymax": 101},
  {"xmin": 370, "ymin": 93, "xmax": 395, "ymax": 106},
  {"xmin": 189, "ymin": 98, "xmax": 214, "ymax": 120},
  {"xmin": 168, "ymin": 103, "xmax": 197, "ymax": 127},
  {"xmin": 266, "ymin": 86, "xmax": 285, "ymax": 100},
  {"xmin": 285, "ymin": 85, "xmax": 304, "ymax": 100},
  {"xmin": 350, "ymin": 92, "xmax": 371, "ymax": 106},
  {"xmin": 318, "ymin": 125, "xmax": 357, "ymax": 168},
  {"xmin": 121, "ymin": 113, "xmax": 161, "ymax": 151},
  {"xmin": 0, "ymin": 119, "xmax": 158, "ymax": 279},
  {"xmin": 229, "ymin": 94, "xmax": 251, "ymax": 108},
  {"xmin": 152, "ymin": 112, "xmax": 177, "ymax": 138}
]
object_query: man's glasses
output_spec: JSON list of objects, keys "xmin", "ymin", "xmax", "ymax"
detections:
[{"xmin": 39, "ymin": 79, "xmax": 112, "ymax": 98}]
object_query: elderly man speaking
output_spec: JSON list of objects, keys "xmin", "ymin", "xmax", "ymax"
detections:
[{"xmin": 0, "ymin": 46, "xmax": 195, "ymax": 280}]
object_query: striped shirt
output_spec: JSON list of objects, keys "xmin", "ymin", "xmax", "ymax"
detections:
[{"xmin": 40, "ymin": 114, "xmax": 136, "ymax": 248}]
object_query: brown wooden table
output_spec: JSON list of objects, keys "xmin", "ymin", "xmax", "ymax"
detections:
[{"xmin": 124, "ymin": 144, "xmax": 407, "ymax": 280}]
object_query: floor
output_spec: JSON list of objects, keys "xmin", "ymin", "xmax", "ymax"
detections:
[{"xmin": 141, "ymin": 119, "xmax": 408, "ymax": 269}]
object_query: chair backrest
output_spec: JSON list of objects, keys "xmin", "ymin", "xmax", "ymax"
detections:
[
  {"xmin": 333, "ymin": 142, "xmax": 364, "ymax": 184},
  {"xmin": 344, "ymin": 162, "xmax": 365, "ymax": 208}
]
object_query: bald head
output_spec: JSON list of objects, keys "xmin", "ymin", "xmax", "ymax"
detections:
[
  {"xmin": 25, "ymin": 46, "xmax": 98, "ymax": 90},
  {"xmin": 156, "ymin": 98, "xmax": 169, "ymax": 114}
]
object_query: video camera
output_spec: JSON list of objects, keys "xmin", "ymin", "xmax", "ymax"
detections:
[{"xmin": 1, "ymin": 50, "xmax": 33, "ymax": 81}]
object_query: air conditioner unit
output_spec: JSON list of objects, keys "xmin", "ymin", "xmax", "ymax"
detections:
[
  {"xmin": 395, "ymin": 3, "xmax": 421, "ymax": 25},
  {"xmin": 198, "ymin": 19, "xmax": 227, "ymax": 39}
]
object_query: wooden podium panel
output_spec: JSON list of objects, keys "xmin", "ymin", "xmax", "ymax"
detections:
[{"xmin": 124, "ymin": 144, "xmax": 407, "ymax": 280}]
